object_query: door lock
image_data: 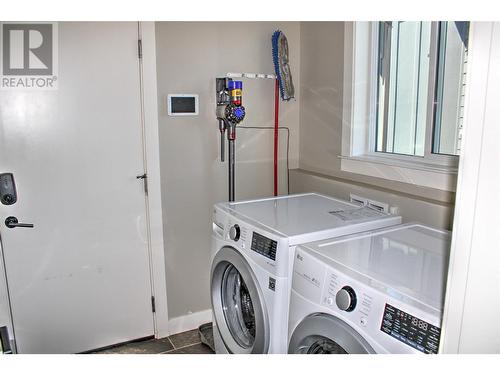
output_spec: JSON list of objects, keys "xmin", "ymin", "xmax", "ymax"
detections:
[
  {"xmin": 0, "ymin": 326, "xmax": 13, "ymax": 354},
  {"xmin": 0, "ymin": 173, "xmax": 17, "ymax": 205},
  {"xmin": 5, "ymin": 216, "xmax": 34, "ymax": 229}
]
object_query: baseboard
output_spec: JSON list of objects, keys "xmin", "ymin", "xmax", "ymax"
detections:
[{"xmin": 167, "ymin": 309, "xmax": 213, "ymax": 335}]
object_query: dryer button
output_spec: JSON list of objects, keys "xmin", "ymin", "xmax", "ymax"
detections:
[
  {"xmin": 360, "ymin": 316, "xmax": 367, "ymax": 326},
  {"xmin": 336, "ymin": 286, "xmax": 357, "ymax": 312},
  {"xmin": 229, "ymin": 224, "xmax": 240, "ymax": 241}
]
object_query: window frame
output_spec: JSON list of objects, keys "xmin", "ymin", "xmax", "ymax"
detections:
[{"xmin": 341, "ymin": 22, "xmax": 459, "ymax": 191}]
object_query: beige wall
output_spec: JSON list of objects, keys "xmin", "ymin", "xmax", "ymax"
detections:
[
  {"xmin": 299, "ymin": 22, "xmax": 345, "ymax": 176},
  {"xmin": 290, "ymin": 169, "xmax": 454, "ymax": 230},
  {"xmin": 155, "ymin": 22, "xmax": 300, "ymax": 319},
  {"xmin": 297, "ymin": 22, "xmax": 455, "ymax": 228}
]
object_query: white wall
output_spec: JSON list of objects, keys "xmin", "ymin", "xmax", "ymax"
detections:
[{"xmin": 155, "ymin": 22, "xmax": 301, "ymax": 321}]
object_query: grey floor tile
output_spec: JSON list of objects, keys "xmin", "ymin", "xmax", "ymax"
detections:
[
  {"xmin": 94, "ymin": 337, "xmax": 174, "ymax": 354},
  {"xmin": 164, "ymin": 343, "xmax": 214, "ymax": 354},
  {"xmin": 168, "ymin": 329, "xmax": 201, "ymax": 349}
]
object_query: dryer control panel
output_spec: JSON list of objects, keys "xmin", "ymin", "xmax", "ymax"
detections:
[
  {"xmin": 251, "ymin": 232, "xmax": 277, "ymax": 261},
  {"xmin": 213, "ymin": 204, "xmax": 292, "ymax": 278}
]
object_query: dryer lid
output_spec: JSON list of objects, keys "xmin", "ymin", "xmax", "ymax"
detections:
[{"xmin": 217, "ymin": 193, "xmax": 401, "ymax": 244}]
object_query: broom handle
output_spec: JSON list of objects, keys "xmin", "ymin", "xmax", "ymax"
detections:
[{"xmin": 274, "ymin": 78, "xmax": 279, "ymax": 197}]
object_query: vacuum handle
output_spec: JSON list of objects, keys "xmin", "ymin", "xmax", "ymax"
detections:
[
  {"xmin": 220, "ymin": 131, "xmax": 225, "ymax": 162},
  {"xmin": 218, "ymin": 119, "xmax": 226, "ymax": 162}
]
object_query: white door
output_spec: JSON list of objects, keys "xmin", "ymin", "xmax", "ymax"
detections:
[{"xmin": 0, "ymin": 22, "xmax": 154, "ymax": 353}]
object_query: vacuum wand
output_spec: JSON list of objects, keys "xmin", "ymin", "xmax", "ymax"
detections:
[
  {"xmin": 228, "ymin": 131, "xmax": 235, "ymax": 201},
  {"xmin": 218, "ymin": 119, "xmax": 226, "ymax": 162},
  {"xmin": 215, "ymin": 78, "xmax": 245, "ymax": 202}
]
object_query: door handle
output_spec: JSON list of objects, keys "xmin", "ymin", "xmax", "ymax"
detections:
[{"xmin": 5, "ymin": 216, "xmax": 34, "ymax": 229}]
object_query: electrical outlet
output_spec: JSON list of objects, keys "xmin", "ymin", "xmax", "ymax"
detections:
[
  {"xmin": 367, "ymin": 199, "xmax": 389, "ymax": 213},
  {"xmin": 350, "ymin": 193, "xmax": 392, "ymax": 214},
  {"xmin": 350, "ymin": 193, "xmax": 368, "ymax": 206},
  {"xmin": 389, "ymin": 206, "xmax": 400, "ymax": 215}
]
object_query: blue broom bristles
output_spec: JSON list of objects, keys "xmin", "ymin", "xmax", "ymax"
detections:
[{"xmin": 272, "ymin": 30, "xmax": 286, "ymax": 100}]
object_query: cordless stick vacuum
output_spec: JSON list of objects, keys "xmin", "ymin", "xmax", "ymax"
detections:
[{"xmin": 216, "ymin": 78, "xmax": 246, "ymax": 202}]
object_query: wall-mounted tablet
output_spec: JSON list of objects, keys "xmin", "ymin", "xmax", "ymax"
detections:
[{"xmin": 167, "ymin": 94, "xmax": 199, "ymax": 116}]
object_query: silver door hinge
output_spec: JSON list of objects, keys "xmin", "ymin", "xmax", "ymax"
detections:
[
  {"xmin": 151, "ymin": 296, "xmax": 156, "ymax": 313},
  {"xmin": 136, "ymin": 173, "xmax": 148, "ymax": 195},
  {"xmin": 138, "ymin": 39, "xmax": 143, "ymax": 59}
]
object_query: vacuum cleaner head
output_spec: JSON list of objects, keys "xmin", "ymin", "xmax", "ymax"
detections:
[{"xmin": 272, "ymin": 30, "xmax": 295, "ymax": 101}]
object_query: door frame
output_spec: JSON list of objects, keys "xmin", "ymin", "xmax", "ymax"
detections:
[
  {"xmin": 439, "ymin": 22, "xmax": 500, "ymax": 353},
  {"xmin": 139, "ymin": 21, "xmax": 169, "ymax": 338},
  {"xmin": 0, "ymin": 22, "xmax": 169, "ymax": 351}
]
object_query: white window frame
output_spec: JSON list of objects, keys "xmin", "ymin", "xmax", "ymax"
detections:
[{"xmin": 341, "ymin": 22, "xmax": 459, "ymax": 191}]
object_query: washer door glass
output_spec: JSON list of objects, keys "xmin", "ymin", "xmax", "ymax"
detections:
[
  {"xmin": 288, "ymin": 313, "xmax": 375, "ymax": 354},
  {"xmin": 221, "ymin": 264, "xmax": 255, "ymax": 348},
  {"xmin": 298, "ymin": 335, "xmax": 348, "ymax": 354},
  {"xmin": 211, "ymin": 246, "xmax": 269, "ymax": 353}
]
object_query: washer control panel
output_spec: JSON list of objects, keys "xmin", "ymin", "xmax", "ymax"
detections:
[
  {"xmin": 380, "ymin": 304, "xmax": 440, "ymax": 354},
  {"xmin": 293, "ymin": 247, "xmax": 442, "ymax": 353}
]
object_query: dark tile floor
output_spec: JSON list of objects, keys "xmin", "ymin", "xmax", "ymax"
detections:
[{"xmin": 90, "ymin": 326, "xmax": 214, "ymax": 354}]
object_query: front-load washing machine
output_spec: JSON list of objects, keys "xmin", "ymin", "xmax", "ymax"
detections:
[
  {"xmin": 287, "ymin": 223, "xmax": 451, "ymax": 354},
  {"xmin": 210, "ymin": 193, "xmax": 401, "ymax": 354}
]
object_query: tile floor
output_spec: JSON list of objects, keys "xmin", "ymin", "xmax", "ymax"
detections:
[{"xmin": 90, "ymin": 326, "xmax": 214, "ymax": 354}]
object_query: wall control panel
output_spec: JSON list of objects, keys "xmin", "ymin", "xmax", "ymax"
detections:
[{"xmin": 167, "ymin": 94, "xmax": 199, "ymax": 116}]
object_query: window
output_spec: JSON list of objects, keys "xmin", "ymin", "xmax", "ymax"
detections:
[
  {"xmin": 376, "ymin": 22, "xmax": 469, "ymax": 157},
  {"xmin": 341, "ymin": 22, "xmax": 470, "ymax": 191}
]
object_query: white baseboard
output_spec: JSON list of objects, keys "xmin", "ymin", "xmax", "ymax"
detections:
[{"xmin": 167, "ymin": 309, "xmax": 213, "ymax": 336}]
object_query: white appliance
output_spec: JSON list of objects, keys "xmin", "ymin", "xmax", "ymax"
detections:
[
  {"xmin": 210, "ymin": 193, "xmax": 402, "ymax": 354},
  {"xmin": 288, "ymin": 223, "xmax": 451, "ymax": 354}
]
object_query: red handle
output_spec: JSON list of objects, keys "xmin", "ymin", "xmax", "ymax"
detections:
[{"xmin": 274, "ymin": 79, "xmax": 279, "ymax": 197}]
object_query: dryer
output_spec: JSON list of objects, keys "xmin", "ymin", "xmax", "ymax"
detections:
[
  {"xmin": 210, "ymin": 193, "xmax": 401, "ymax": 354},
  {"xmin": 288, "ymin": 223, "xmax": 451, "ymax": 354}
]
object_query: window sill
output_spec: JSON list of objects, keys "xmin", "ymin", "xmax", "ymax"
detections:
[{"xmin": 339, "ymin": 155, "xmax": 458, "ymax": 192}]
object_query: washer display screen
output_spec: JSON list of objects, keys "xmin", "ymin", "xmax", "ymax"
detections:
[
  {"xmin": 380, "ymin": 304, "xmax": 440, "ymax": 354},
  {"xmin": 251, "ymin": 232, "xmax": 277, "ymax": 261}
]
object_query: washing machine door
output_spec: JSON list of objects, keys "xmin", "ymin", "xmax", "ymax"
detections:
[
  {"xmin": 211, "ymin": 246, "xmax": 269, "ymax": 354},
  {"xmin": 288, "ymin": 313, "xmax": 375, "ymax": 354}
]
